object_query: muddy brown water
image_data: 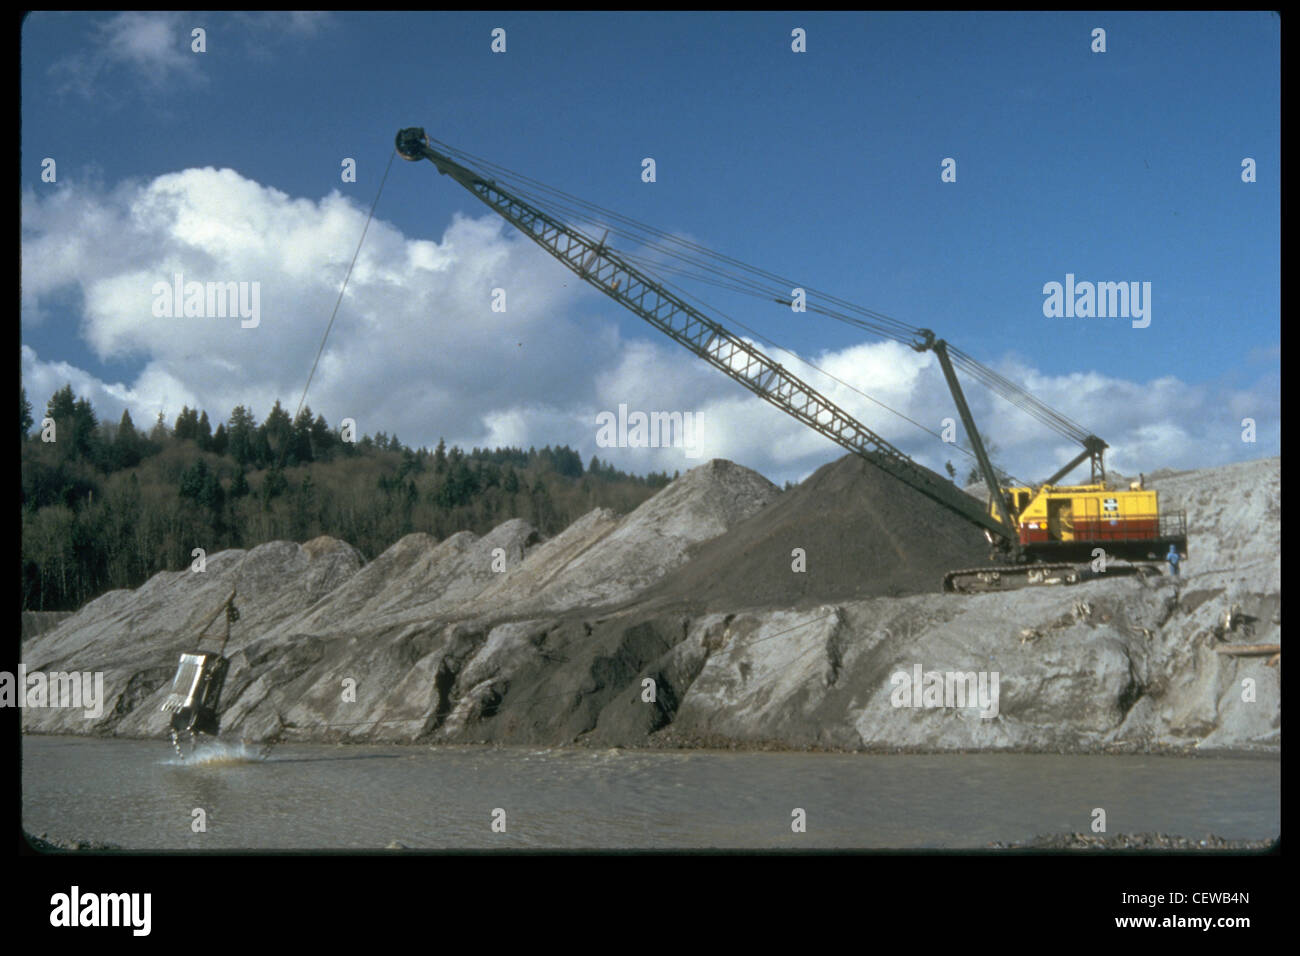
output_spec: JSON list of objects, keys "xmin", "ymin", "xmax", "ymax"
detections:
[{"xmin": 21, "ymin": 736, "xmax": 1279, "ymax": 850}]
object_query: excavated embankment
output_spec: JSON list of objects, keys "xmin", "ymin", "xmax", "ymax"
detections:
[
  {"xmin": 20, "ymin": 455, "xmax": 1280, "ymax": 752},
  {"xmin": 627, "ymin": 454, "xmax": 990, "ymax": 613}
]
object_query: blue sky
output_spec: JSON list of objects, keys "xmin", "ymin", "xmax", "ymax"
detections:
[{"xmin": 21, "ymin": 11, "xmax": 1279, "ymax": 486}]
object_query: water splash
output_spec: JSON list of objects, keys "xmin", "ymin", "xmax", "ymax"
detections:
[{"xmin": 164, "ymin": 740, "xmax": 265, "ymax": 767}]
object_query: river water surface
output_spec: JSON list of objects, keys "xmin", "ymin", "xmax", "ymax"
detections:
[{"xmin": 22, "ymin": 736, "xmax": 1279, "ymax": 850}]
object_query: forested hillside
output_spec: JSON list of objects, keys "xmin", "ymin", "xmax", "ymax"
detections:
[{"xmin": 20, "ymin": 384, "xmax": 675, "ymax": 611}]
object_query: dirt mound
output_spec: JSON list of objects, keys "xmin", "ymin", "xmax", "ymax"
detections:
[
  {"xmin": 473, "ymin": 459, "xmax": 781, "ymax": 616},
  {"xmin": 633, "ymin": 453, "xmax": 990, "ymax": 611},
  {"xmin": 1148, "ymin": 457, "xmax": 1279, "ymax": 583},
  {"xmin": 272, "ymin": 519, "xmax": 541, "ymax": 636}
]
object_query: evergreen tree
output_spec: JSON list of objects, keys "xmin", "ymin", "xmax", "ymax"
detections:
[
  {"xmin": 251, "ymin": 427, "xmax": 272, "ymax": 469},
  {"xmin": 45, "ymin": 385, "xmax": 77, "ymax": 457},
  {"xmin": 437, "ymin": 456, "xmax": 478, "ymax": 508},
  {"xmin": 45, "ymin": 385, "xmax": 76, "ymax": 429},
  {"xmin": 174, "ymin": 406, "xmax": 199, "ymax": 441},
  {"xmin": 339, "ymin": 424, "xmax": 359, "ymax": 457},
  {"xmin": 211, "ymin": 422, "xmax": 229, "ymax": 456},
  {"xmin": 196, "ymin": 410, "xmax": 213, "ymax": 450},
  {"xmin": 149, "ymin": 411, "xmax": 170, "ymax": 445},
  {"xmin": 261, "ymin": 400, "xmax": 293, "ymax": 466},
  {"xmin": 292, "ymin": 406, "xmax": 314, "ymax": 464},
  {"xmin": 310, "ymin": 413, "xmax": 334, "ymax": 462},
  {"xmin": 199, "ymin": 466, "xmax": 224, "ymax": 515},
  {"xmin": 227, "ymin": 405, "xmax": 257, "ymax": 466},
  {"xmin": 179, "ymin": 458, "xmax": 210, "ymax": 500},
  {"xmin": 21, "ymin": 386, "xmax": 33, "ymax": 437},
  {"xmin": 291, "ymin": 473, "xmax": 316, "ymax": 539},
  {"xmin": 552, "ymin": 445, "xmax": 583, "ymax": 478},
  {"xmin": 398, "ymin": 446, "xmax": 424, "ymax": 479},
  {"xmin": 113, "ymin": 410, "xmax": 143, "ymax": 469},
  {"xmin": 530, "ymin": 476, "xmax": 556, "ymax": 531},
  {"xmin": 261, "ymin": 467, "xmax": 288, "ymax": 505},
  {"xmin": 503, "ymin": 465, "xmax": 520, "ymax": 494},
  {"xmin": 179, "ymin": 459, "xmax": 225, "ymax": 524},
  {"xmin": 71, "ymin": 396, "xmax": 99, "ymax": 462}
]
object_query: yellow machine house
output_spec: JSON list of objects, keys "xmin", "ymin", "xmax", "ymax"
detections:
[{"xmin": 998, "ymin": 482, "xmax": 1186, "ymax": 563}]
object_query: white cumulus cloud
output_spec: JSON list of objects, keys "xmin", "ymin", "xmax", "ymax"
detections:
[{"xmin": 21, "ymin": 166, "xmax": 1279, "ymax": 488}]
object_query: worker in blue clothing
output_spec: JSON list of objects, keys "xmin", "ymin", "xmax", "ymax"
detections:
[{"xmin": 1166, "ymin": 545, "xmax": 1181, "ymax": 577}]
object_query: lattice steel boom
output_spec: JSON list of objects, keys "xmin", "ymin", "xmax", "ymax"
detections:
[{"xmin": 395, "ymin": 127, "xmax": 1009, "ymax": 542}]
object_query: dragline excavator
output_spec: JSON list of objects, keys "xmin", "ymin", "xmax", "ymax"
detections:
[{"xmin": 395, "ymin": 127, "xmax": 1187, "ymax": 593}]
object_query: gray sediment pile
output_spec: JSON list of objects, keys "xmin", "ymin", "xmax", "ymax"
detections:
[
  {"xmin": 629, "ymin": 454, "xmax": 989, "ymax": 613},
  {"xmin": 21, "ymin": 455, "xmax": 1280, "ymax": 753}
]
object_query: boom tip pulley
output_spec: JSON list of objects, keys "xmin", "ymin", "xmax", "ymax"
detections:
[{"xmin": 396, "ymin": 127, "xmax": 430, "ymax": 162}]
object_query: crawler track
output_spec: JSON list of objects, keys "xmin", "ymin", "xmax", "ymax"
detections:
[{"xmin": 943, "ymin": 563, "xmax": 1082, "ymax": 594}]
